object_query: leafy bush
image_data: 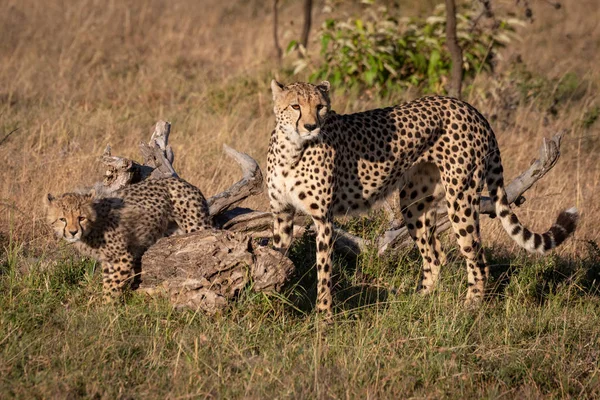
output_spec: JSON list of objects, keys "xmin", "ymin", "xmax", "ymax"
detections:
[{"xmin": 293, "ymin": 3, "xmax": 523, "ymax": 94}]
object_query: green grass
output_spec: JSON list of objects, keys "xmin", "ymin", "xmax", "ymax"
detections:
[{"xmin": 2, "ymin": 237, "xmax": 600, "ymax": 399}]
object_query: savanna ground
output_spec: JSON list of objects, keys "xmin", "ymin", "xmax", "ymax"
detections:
[{"xmin": 1, "ymin": 0, "xmax": 600, "ymax": 398}]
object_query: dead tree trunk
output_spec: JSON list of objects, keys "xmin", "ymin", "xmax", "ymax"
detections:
[
  {"xmin": 99, "ymin": 121, "xmax": 567, "ymax": 312},
  {"xmin": 273, "ymin": 0, "xmax": 283, "ymax": 62},
  {"xmin": 445, "ymin": 0, "xmax": 463, "ymax": 98},
  {"xmin": 300, "ymin": 0, "xmax": 313, "ymax": 50}
]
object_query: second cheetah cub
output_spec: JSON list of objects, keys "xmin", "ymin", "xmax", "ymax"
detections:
[{"xmin": 45, "ymin": 177, "xmax": 211, "ymax": 302}]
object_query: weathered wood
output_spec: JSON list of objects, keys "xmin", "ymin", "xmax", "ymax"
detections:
[
  {"xmin": 207, "ymin": 145, "xmax": 264, "ymax": 218},
  {"xmin": 97, "ymin": 121, "xmax": 175, "ymax": 195},
  {"xmin": 97, "ymin": 122, "xmax": 263, "ymax": 218},
  {"xmin": 139, "ymin": 120, "xmax": 179, "ymax": 180},
  {"xmin": 480, "ymin": 130, "xmax": 565, "ymax": 213},
  {"xmin": 139, "ymin": 230, "xmax": 294, "ymax": 314},
  {"xmin": 98, "ymin": 145, "xmax": 137, "ymax": 195}
]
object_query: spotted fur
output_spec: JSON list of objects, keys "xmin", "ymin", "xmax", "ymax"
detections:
[
  {"xmin": 45, "ymin": 177, "xmax": 212, "ymax": 301},
  {"xmin": 266, "ymin": 80, "xmax": 578, "ymax": 318}
]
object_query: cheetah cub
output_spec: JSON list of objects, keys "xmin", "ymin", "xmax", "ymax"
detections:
[
  {"xmin": 45, "ymin": 177, "xmax": 211, "ymax": 301},
  {"xmin": 267, "ymin": 80, "xmax": 578, "ymax": 318}
]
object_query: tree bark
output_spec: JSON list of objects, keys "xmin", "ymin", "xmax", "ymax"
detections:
[
  {"xmin": 445, "ymin": 0, "xmax": 463, "ymax": 98},
  {"xmin": 300, "ymin": 0, "xmax": 313, "ymax": 50},
  {"xmin": 139, "ymin": 230, "xmax": 294, "ymax": 314},
  {"xmin": 273, "ymin": 0, "xmax": 283, "ymax": 62}
]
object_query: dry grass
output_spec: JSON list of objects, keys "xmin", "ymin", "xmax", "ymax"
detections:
[{"xmin": 0, "ymin": 0, "xmax": 598, "ymax": 255}]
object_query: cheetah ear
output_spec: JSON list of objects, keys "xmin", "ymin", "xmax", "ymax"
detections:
[
  {"xmin": 45, "ymin": 193, "xmax": 55, "ymax": 206},
  {"xmin": 271, "ymin": 79, "xmax": 285, "ymax": 99},
  {"xmin": 87, "ymin": 188, "xmax": 96, "ymax": 200},
  {"xmin": 317, "ymin": 81, "xmax": 331, "ymax": 93}
]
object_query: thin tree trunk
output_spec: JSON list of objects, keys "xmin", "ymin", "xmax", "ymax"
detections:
[
  {"xmin": 445, "ymin": 0, "xmax": 463, "ymax": 98},
  {"xmin": 273, "ymin": 0, "xmax": 283, "ymax": 62},
  {"xmin": 300, "ymin": 0, "xmax": 313, "ymax": 50}
]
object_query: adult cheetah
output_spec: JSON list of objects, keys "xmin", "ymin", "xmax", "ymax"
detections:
[
  {"xmin": 266, "ymin": 80, "xmax": 578, "ymax": 318},
  {"xmin": 45, "ymin": 177, "xmax": 211, "ymax": 301}
]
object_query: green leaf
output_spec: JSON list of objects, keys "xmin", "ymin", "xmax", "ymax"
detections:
[{"xmin": 286, "ymin": 40, "xmax": 298, "ymax": 54}]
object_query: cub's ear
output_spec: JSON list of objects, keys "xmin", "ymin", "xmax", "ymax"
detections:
[
  {"xmin": 87, "ymin": 188, "xmax": 96, "ymax": 199},
  {"xmin": 45, "ymin": 193, "xmax": 55, "ymax": 206},
  {"xmin": 271, "ymin": 79, "xmax": 285, "ymax": 99},
  {"xmin": 317, "ymin": 81, "xmax": 331, "ymax": 93}
]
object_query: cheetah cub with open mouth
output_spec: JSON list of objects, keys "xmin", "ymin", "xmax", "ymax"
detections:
[
  {"xmin": 266, "ymin": 80, "xmax": 578, "ymax": 319},
  {"xmin": 45, "ymin": 177, "xmax": 211, "ymax": 302}
]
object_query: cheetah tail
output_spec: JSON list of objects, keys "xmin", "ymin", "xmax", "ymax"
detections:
[{"xmin": 487, "ymin": 165, "xmax": 578, "ymax": 254}]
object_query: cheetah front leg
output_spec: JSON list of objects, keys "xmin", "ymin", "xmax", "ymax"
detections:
[
  {"xmin": 272, "ymin": 207, "xmax": 296, "ymax": 254},
  {"xmin": 102, "ymin": 252, "xmax": 136, "ymax": 303},
  {"xmin": 314, "ymin": 218, "xmax": 334, "ymax": 320}
]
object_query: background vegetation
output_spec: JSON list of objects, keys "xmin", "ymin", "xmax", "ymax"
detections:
[
  {"xmin": 1, "ymin": 0, "xmax": 599, "ymax": 398},
  {"xmin": 300, "ymin": 2, "xmax": 521, "ymax": 93}
]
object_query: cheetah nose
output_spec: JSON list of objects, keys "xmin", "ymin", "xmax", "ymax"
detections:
[
  {"xmin": 304, "ymin": 123, "xmax": 318, "ymax": 132},
  {"xmin": 69, "ymin": 230, "xmax": 78, "ymax": 236}
]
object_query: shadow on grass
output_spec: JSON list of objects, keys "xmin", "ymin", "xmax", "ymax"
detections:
[
  {"xmin": 282, "ymin": 231, "xmax": 414, "ymax": 316},
  {"xmin": 282, "ymin": 228, "xmax": 600, "ymax": 316},
  {"xmin": 487, "ymin": 240, "xmax": 600, "ymax": 304}
]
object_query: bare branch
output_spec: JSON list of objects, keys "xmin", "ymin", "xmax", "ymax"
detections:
[
  {"xmin": 139, "ymin": 121, "xmax": 178, "ymax": 180},
  {"xmin": 207, "ymin": 145, "xmax": 264, "ymax": 217},
  {"xmin": 98, "ymin": 145, "xmax": 137, "ymax": 195},
  {"xmin": 480, "ymin": 130, "xmax": 565, "ymax": 213},
  {"xmin": 0, "ymin": 127, "xmax": 18, "ymax": 147},
  {"xmin": 97, "ymin": 121, "xmax": 175, "ymax": 196}
]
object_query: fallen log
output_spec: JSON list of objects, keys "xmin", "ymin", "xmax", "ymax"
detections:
[
  {"xmin": 97, "ymin": 121, "xmax": 567, "ymax": 312},
  {"xmin": 138, "ymin": 230, "xmax": 294, "ymax": 314}
]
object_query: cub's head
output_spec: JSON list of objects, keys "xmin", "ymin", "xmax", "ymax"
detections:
[
  {"xmin": 44, "ymin": 191, "xmax": 96, "ymax": 243},
  {"xmin": 271, "ymin": 80, "xmax": 331, "ymax": 142}
]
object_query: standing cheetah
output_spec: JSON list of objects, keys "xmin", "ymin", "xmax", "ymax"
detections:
[
  {"xmin": 266, "ymin": 80, "xmax": 578, "ymax": 318},
  {"xmin": 45, "ymin": 177, "xmax": 211, "ymax": 301}
]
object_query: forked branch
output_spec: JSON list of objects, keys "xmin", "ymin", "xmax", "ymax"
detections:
[{"xmin": 208, "ymin": 145, "xmax": 264, "ymax": 217}]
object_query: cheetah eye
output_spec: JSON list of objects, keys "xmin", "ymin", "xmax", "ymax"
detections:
[
  {"xmin": 78, "ymin": 216, "xmax": 86, "ymax": 222},
  {"xmin": 291, "ymin": 104, "xmax": 300, "ymax": 110},
  {"xmin": 59, "ymin": 217, "xmax": 67, "ymax": 223},
  {"xmin": 317, "ymin": 105, "xmax": 326, "ymax": 112}
]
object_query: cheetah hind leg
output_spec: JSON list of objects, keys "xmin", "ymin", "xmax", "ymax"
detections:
[
  {"xmin": 444, "ymin": 187, "xmax": 487, "ymax": 307},
  {"xmin": 399, "ymin": 164, "xmax": 447, "ymax": 294}
]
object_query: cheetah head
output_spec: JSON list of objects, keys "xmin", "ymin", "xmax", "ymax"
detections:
[
  {"xmin": 44, "ymin": 191, "xmax": 96, "ymax": 243},
  {"xmin": 271, "ymin": 80, "xmax": 331, "ymax": 144}
]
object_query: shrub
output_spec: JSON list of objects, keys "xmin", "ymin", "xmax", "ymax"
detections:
[{"xmin": 292, "ymin": 2, "xmax": 523, "ymax": 95}]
